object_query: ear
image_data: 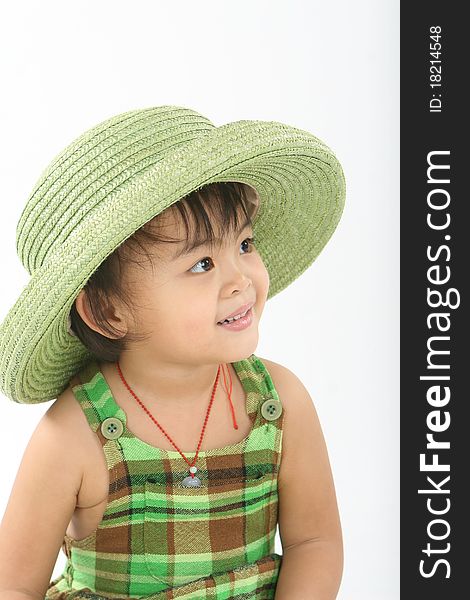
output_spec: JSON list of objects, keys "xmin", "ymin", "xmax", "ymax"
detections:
[{"xmin": 74, "ymin": 289, "xmax": 128, "ymax": 339}]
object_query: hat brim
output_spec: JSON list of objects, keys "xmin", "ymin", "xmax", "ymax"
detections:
[{"xmin": 0, "ymin": 117, "xmax": 346, "ymax": 403}]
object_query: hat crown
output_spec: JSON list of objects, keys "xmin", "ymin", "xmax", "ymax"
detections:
[{"xmin": 16, "ymin": 106, "xmax": 215, "ymax": 275}]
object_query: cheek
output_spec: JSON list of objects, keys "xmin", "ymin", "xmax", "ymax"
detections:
[
  {"xmin": 254, "ymin": 259, "xmax": 270, "ymax": 295},
  {"xmin": 263, "ymin": 266, "xmax": 270, "ymax": 290},
  {"xmin": 175, "ymin": 298, "xmax": 217, "ymax": 334},
  {"xmin": 146, "ymin": 308, "xmax": 210, "ymax": 344}
]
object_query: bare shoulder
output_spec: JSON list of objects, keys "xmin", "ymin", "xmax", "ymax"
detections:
[
  {"xmin": 45, "ymin": 376, "xmax": 102, "ymax": 488},
  {"xmin": 45, "ymin": 374, "xmax": 85, "ymax": 435},
  {"xmin": 21, "ymin": 377, "xmax": 94, "ymax": 495},
  {"xmin": 18, "ymin": 376, "xmax": 87, "ymax": 479},
  {"xmin": 255, "ymin": 355, "xmax": 323, "ymax": 484},
  {"xmin": 255, "ymin": 355, "xmax": 315, "ymax": 415}
]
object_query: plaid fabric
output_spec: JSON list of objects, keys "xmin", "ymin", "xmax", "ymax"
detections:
[{"xmin": 46, "ymin": 354, "xmax": 283, "ymax": 599}]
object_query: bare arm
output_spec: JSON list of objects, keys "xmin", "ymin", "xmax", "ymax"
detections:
[
  {"xmin": 0, "ymin": 592, "xmax": 43, "ymax": 600},
  {"xmin": 260, "ymin": 358, "xmax": 343, "ymax": 600},
  {"xmin": 0, "ymin": 396, "xmax": 83, "ymax": 598},
  {"xmin": 276, "ymin": 540, "xmax": 343, "ymax": 599}
]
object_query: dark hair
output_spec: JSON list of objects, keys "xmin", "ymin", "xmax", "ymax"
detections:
[{"xmin": 68, "ymin": 181, "xmax": 257, "ymax": 363}]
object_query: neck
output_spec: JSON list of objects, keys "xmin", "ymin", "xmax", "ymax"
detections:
[{"xmin": 107, "ymin": 353, "xmax": 228, "ymax": 410}]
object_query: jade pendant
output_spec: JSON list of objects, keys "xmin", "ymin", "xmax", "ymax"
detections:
[{"xmin": 182, "ymin": 475, "xmax": 202, "ymax": 487}]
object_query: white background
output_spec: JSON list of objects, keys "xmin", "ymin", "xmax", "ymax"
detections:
[{"xmin": 0, "ymin": 1, "xmax": 399, "ymax": 598}]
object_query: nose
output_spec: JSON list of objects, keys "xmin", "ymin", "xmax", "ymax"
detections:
[{"xmin": 220, "ymin": 260, "xmax": 253, "ymax": 296}]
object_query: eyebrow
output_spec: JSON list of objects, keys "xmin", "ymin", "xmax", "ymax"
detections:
[{"xmin": 172, "ymin": 216, "xmax": 253, "ymax": 260}]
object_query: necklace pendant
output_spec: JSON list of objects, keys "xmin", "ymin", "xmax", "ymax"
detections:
[
  {"xmin": 182, "ymin": 475, "xmax": 202, "ymax": 487},
  {"xmin": 182, "ymin": 465, "xmax": 201, "ymax": 487}
]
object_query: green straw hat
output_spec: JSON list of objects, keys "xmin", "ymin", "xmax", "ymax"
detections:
[{"xmin": 0, "ymin": 105, "xmax": 346, "ymax": 404}]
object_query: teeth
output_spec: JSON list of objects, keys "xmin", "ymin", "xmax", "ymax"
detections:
[{"xmin": 220, "ymin": 307, "xmax": 250, "ymax": 324}]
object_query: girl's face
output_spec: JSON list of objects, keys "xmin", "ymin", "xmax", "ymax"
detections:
[{"xmin": 119, "ymin": 207, "xmax": 270, "ymax": 367}]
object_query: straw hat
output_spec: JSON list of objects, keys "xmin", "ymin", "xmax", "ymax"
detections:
[{"xmin": 0, "ymin": 105, "xmax": 346, "ymax": 404}]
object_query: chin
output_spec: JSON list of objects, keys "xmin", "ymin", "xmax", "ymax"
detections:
[{"xmin": 219, "ymin": 339, "xmax": 259, "ymax": 364}]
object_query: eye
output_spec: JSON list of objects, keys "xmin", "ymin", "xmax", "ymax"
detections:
[
  {"xmin": 241, "ymin": 237, "xmax": 256, "ymax": 254},
  {"xmin": 189, "ymin": 237, "xmax": 256, "ymax": 274},
  {"xmin": 190, "ymin": 257, "xmax": 214, "ymax": 274}
]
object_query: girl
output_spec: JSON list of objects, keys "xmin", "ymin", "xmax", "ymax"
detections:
[{"xmin": 0, "ymin": 105, "xmax": 346, "ymax": 599}]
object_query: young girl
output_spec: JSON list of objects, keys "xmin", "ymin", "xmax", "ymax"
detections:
[{"xmin": 0, "ymin": 105, "xmax": 346, "ymax": 599}]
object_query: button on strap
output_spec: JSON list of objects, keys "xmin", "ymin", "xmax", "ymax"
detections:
[
  {"xmin": 260, "ymin": 398, "xmax": 283, "ymax": 421},
  {"xmin": 101, "ymin": 417, "xmax": 124, "ymax": 440}
]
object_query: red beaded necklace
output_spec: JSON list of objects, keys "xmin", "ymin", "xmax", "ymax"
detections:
[{"xmin": 116, "ymin": 362, "xmax": 238, "ymax": 487}]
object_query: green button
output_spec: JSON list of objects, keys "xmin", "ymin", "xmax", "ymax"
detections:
[
  {"xmin": 261, "ymin": 398, "xmax": 283, "ymax": 421},
  {"xmin": 101, "ymin": 417, "xmax": 124, "ymax": 440}
]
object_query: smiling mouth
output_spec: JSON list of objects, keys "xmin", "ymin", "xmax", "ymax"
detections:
[{"xmin": 217, "ymin": 306, "xmax": 252, "ymax": 325}]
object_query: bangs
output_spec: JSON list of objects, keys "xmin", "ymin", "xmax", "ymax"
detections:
[{"xmin": 169, "ymin": 182, "xmax": 257, "ymax": 258}]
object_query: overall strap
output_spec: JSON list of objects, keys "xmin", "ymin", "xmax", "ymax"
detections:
[
  {"xmin": 71, "ymin": 359, "xmax": 126, "ymax": 434},
  {"xmin": 70, "ymin": 359, "xmax": 127, "ymax": 502},
  {"xmin": 249, "ymin": 354, "xmax": 282, "ymax": 403},
  {"xmin": 232, "ymin": 354, "xmax": 284, "ymax": 472}
]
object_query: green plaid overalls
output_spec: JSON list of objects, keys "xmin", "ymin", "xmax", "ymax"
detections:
[{"xmin": 46, "ymin": 354, "xmax": 283, "ymax": 599}]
